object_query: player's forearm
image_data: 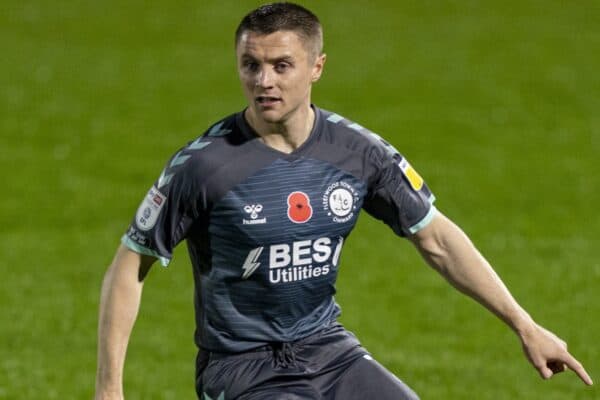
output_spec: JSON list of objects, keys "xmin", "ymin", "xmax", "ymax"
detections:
[
  {"xmin": 412, "ymin": 214, "xmax": 535, "ymax": 336},
  {"xmin": 95, "ymin": 248, "xmax": 145, "ymax": 398}
]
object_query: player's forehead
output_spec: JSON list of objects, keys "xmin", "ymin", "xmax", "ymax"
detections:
[{"xmin": 236, "ymin": 30, "xmax": 311, "ymax": 61}]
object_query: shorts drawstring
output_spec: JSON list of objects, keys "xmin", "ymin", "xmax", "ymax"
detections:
[{"xmin": 271, "ymin": 341, "xmax": 297, "ymax": 368}]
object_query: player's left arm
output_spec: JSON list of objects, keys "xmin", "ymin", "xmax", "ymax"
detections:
[{"xmin": 409, "ymin": 211, "xmax": 593, "ymax": 385}]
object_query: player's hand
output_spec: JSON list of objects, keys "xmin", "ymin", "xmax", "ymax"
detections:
[{"xmin": 519, "ymin": 323, "xmax": 593, "ymax": 385}]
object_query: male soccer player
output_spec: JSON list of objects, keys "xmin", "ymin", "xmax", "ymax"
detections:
[{"xmin": 95, "ymin": 3, "xmax": 593, "ymax": 399}]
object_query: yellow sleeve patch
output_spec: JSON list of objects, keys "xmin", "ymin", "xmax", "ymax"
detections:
[{"xmin": 399, "ymin": 159, "xmax": 424, "ymax": 191}]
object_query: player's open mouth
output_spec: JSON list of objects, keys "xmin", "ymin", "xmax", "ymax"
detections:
[{"xmin": 256, "ymin": 96, "xmax": 282, "ymax": 106}]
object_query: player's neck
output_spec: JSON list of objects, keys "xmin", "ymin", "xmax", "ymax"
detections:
[{"xmin": 246, "ymin": 105, "xmax": 315, "ymax": 154}]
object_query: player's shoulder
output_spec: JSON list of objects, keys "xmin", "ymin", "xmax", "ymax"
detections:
[
  {"xmin": 165, "ymin": 112, "xmax": 247, "ymax": 173},
  {"xmin": 317, "ymin": 107, "xmax": 401, "ymax": 161},
  {"xmin": 186, "ymin": 112, "xmax": 240, "ymax": 155}
]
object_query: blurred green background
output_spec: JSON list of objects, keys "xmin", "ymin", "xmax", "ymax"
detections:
[{"xmin": 1, "ymin": 0, "xmax": 598, "ymax": 398}]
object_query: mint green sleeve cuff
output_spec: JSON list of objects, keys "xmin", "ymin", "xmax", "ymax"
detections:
[
  {"xmin": 408, "ymin": 205, "xmax": 438, "ymax": 235},
  {"xmin": 121, "ymin": 235, "xmax": 171, "ymax": 267}
]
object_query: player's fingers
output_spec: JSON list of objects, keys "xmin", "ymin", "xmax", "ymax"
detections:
[
  {"xmin": 548, "ymin": 361, "xmax": 566, "ymax": 374},
  {"xmin": 563, "ymin": 353, "xmax": 593, "ymax": 385},
  {"xmin": 538, "ymin": 364, "xmax": 553, "ymax": 380}
]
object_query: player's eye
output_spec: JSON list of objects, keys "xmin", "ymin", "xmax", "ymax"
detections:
[
  {"xmin": 274, "ymin": 62, "xmax": 290, "ymax": 73},
  {"xmin": 243, "ymin": 61, "xmax": 259, "ymax": 72}
]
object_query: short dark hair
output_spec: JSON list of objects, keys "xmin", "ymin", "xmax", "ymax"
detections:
[{"xmin": 235, "ymin": 2, "xmax": 323, "ymax": 58}]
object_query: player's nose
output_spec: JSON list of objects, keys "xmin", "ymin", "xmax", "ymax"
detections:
[{"xmin": 255, "ymin": 67, "xmax": 275, "ymax": 88}]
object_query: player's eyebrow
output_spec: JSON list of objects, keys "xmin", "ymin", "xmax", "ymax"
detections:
[
  {"xmin": 272, "ymin": 55, "xmax": 294, "ymax": 63},
  {"xmin": 240, "ymin": 54, "xmax": 295, "ymax": 64}
]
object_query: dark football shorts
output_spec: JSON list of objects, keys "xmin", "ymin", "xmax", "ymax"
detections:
[{"xmin": 196, "ymin": 323, "xmax": 419, "ymax": 400}]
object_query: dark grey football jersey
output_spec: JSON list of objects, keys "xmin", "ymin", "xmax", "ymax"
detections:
[{"xmin": 122, "ymin": 106, "xmax": 436, "ymax": 352}]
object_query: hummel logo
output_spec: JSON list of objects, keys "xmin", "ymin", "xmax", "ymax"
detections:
[
  {"xmin": 242, "ymin": 204, "xmax": 267, "ymax": 225},
  {"xmin": 244, "ymin": 204, "xmax": 263, "ymax": 219}
]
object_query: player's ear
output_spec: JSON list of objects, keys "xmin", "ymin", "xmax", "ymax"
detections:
[{"xmin": 311, "ymin": 53, "xmax": 326, "ymax": 83}]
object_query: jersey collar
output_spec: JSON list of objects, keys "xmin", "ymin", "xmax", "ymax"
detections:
[{"xmin": 236, "ymin": 105, "xmax": 323, "ymax": 158}]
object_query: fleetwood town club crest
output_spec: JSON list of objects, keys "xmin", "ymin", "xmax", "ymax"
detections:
[{"xmin": 322, "ymin": 181, "xmax": 359, "ymax": 223}]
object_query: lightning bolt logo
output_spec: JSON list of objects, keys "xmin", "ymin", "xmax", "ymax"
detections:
[{"xmin": 241, "ymin": 247, "xmax": 263, "ymax": 279}]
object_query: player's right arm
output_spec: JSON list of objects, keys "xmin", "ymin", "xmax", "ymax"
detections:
[
  {"xmin": 95, "ymin": 245, "xmax": 156, "ymax": 400},
  {"xmin": 94, "ymin": 130, "xmax": 211, "ymax": 398}
]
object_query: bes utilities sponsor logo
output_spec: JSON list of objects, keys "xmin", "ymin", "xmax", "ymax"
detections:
[
  {"xmin": 243, "ymin": 204, "xmax": 267, "ymax": 225},
  {"xmin": 242, "ymin": 236, "xmax": 344, "ymax": 284},
  {"xmin": 322, "ymin": 181, "xmax": 359, "ymax": 223}
]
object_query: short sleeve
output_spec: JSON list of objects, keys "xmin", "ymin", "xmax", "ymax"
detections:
[
  {"xmin": 121, "ymin": 151, "xmax": 201, "ymax": 266},
  {"xmin": 363, "ymin": 145, "xmax": 436, "ymax": 237}
]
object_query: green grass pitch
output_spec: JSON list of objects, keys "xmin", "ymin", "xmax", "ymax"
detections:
[{"xmin": 1, "ymin": 1, "xmax": 598, "ymax": 398}]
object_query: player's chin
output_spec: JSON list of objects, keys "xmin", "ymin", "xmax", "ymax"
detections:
[{"xmin": 256, "ymin": 109, "xmax": 285, "ymax": 124}]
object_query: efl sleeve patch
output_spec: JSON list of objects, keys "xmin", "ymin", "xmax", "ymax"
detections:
[
  {"xmin": 362, "ymin": 151, "xmax": 436, "ymax": 237},
  {"xmin": 135, "ymin": 185, "xmax": 167, "ymax": 231},
  {"xmin": 398, "ymin": 158, "xmax": 424, "ymax": 191}
]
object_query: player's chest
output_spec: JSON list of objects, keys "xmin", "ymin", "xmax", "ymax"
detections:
[{"xmin": 209, "ymin": 159, "xmax": 367, "ymax": 242}]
